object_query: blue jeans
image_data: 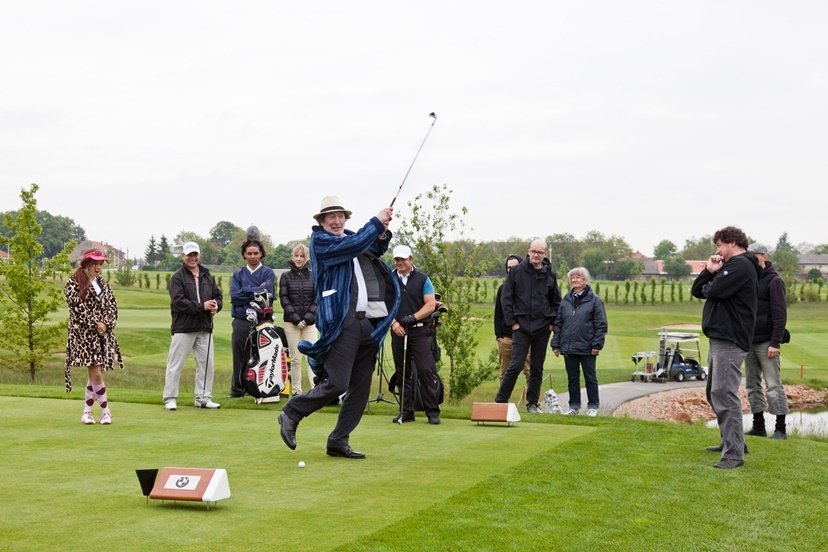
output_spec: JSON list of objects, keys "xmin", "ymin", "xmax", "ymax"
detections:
[{"xmin": 564, "ymin": 354, "xmax": 599, "ymax": 410}]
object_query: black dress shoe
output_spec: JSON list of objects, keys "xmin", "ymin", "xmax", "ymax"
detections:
[
  {"xmin": 278, "ymin": 412, "xmax": 297, "ymax": 450},
  {"xmin": 392, "ymin": 413, "xmax": 415, "ymax": 423},
  {"xmin": 705, "ymin": 443, "xmax": 749, "ymax": 454},
  {"xmin": 427, "ymin": 415, "xmax": 441, "ymax": 425},
  {"xmin": 326, "ymin": 446, "xmax": 366, "ymax": 459},
  {"xmin": 714, "ymin": 458, "xmax": 745, "ymax": 469}
]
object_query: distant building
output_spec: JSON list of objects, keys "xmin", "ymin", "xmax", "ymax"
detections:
[
  {"xmin": 798, "ymin": 254, "xmax": 828, "ymax": 278},
  {"xmin": 69, "ymin": 241, "xmax": 126, "ymax": 268},
  {"xmin": 633, "ymin": 251, "xmax": 706, "ymax": 280},
  {"xmin": 0, "ymin": 248, "xmax": 9, "ymax": 263}
]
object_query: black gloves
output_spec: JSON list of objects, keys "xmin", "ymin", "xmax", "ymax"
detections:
[{"xmin": 400, "ymin": 315, "xmax": 417, "ymax": 328}]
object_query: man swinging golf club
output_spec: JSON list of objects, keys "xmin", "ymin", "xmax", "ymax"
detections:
[{"xmin": 278, "ymin": 196, "xmax": 400, "ymax": 459}]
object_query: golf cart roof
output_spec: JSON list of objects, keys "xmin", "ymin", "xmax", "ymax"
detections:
[{"xmin": 660, "ymin": 331, "xmax": 700, "ymax": 341}]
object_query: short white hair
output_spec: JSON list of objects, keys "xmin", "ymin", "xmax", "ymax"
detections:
[{"xmin": 567, "ymin": 266, "xmax": 591, "ymax": 284}]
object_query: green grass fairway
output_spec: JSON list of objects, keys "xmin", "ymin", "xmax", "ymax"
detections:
[{"xmin": 0, "ymin": 397, "xmax": 591, "ymax": 551}]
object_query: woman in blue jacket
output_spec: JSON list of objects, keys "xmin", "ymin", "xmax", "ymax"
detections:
[{"xmin": 551, "ymin": 267, "xmax": 608, "ymax": 416}]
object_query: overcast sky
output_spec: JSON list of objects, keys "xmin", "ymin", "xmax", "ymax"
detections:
[{"xmin": 2, "ymin": 1, "xmax": 826, "ymax": 259}]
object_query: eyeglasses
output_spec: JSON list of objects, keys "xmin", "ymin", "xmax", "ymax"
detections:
[{"xmin": 528, "ymin": 250, "xmax": 545, "ymax": 256}]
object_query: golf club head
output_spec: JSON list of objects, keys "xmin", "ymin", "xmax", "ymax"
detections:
[{"xmin": 429, "ymin": 112, "xmax": 437, "ymax": 119}]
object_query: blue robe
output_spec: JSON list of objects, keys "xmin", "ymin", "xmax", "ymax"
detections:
[{"xmin": 298, "ymin": 217, "xmax": 400, "ymax": 375}]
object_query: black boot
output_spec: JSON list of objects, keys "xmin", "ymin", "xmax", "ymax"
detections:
[
  {"xmin": 747, "ymin": 412, "xmax": 767, "ymax": 437},
  {"xmin": 772, "ymin": 415, "xmax": 787, "ymax": 439}
]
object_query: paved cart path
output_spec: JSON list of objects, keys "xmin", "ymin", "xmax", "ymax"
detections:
[{"xmin": 550, "ymin": 379, "xmax": 706, "ymax": 415}]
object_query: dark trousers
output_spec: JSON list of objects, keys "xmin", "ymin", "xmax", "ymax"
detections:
[
  {"xmin": 282, "ymin": 315, "xmax": 377, "ymax": 449},
  {"xmin": 495, "ymin": 327, "xmax": 550, "ymax": 406},
  {"xmin": 231, "ymin": 317, "xmax": 254, "ymax": 395},
  {"xmin": 564, "ymin": 354, "xmax": 599, "ymax": 410},
  {"xmin": 705, "ymin": 339, "xmax": 747, "ymax": 461},
  {"xmin": 391, "ymin": 327, "xmax": 440, "ymax": 418}
]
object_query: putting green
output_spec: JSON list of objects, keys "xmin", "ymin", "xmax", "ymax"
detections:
[{"xmin": 1, "ymin": 397, "xmax": 592, "ymax": 550}]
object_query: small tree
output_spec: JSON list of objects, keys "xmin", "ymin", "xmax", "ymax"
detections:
[
  {"xmin": 0, "ymin": 184, "xmax": 72, "ymax": 381},
  {"xmin": 396, "ymin": 184, "xmax": 495, "ymax": 402},
  {"xmin": 156, "ymin": 273, "xmax": 161, "ymax": 290},
  {"xmin": 114, "ymin": 263, "xmax": 137, "ymax": 287},
  {"xmin": 144, "ymin": 235, "xmax": 159, "ymax": 265}
]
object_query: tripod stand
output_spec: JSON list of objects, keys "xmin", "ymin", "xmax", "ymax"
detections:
[{"xmin": 367, "ymin": 345, "xmax": 398, "ymax": 405}]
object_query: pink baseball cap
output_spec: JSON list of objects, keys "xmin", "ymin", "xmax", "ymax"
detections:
[{"xmin": 81, "ymin": 249, "xmax": 108, "ymax": 262}]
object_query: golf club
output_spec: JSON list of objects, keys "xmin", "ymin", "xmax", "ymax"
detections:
[{"xmin": 389, "ymin": 112, "xmax": 437, "ymax": 208}]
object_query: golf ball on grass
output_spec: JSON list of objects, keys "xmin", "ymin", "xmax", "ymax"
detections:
[{"xmin": 298, "ymin": 461, "xmax": 306, "ymax": 468}]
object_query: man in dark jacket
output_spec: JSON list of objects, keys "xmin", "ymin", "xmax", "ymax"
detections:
[
  {"xmin": 692, "ymin": 226, "xmax": 760, "ymax": 469},
  {"xmin": 278, "ymin": 196, "xmax": 399, "ymax": 459},
  {"xmin": 744, "ymin": 243, "xmax": 789, "ymax": 439},
  {"xmin": 495, "ymin": 239, "xmax": 561, "ymax": 413},
  {"xmin": 163, "ymin": 241, "xmax": 224, "ymax": 411},
  {"xmin": 494, "ymin": 255, "xmax": 531, "ymax": 384}
]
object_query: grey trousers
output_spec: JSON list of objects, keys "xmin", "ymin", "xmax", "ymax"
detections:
[
  {"xmin": 163, "ymin": 331, "xmax": 215, "ymax": 403},
  {"xmin": 706, "ymin": 339, "xmax": 747, "ymax": 461},
  {"xmin": 744, "ymin": 341, "xmax": 789, "ymax": 416},
  {"xmin": 282, "ymin": 315, "xmax": 377, "ymax": 449}
]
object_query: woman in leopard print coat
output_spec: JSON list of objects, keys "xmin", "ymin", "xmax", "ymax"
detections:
[{"xmin": 64, "ymin": 249, "xmax": 123, "ymax": 425}]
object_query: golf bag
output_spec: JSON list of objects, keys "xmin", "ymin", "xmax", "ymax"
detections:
[
  {"xmin": 543, "ymin": 388, "xmax": 562, "ymax": 413},
  {"xmin": 240, "ymin": 290, "xmax": 291, "ymax": 400},
  {"xmin": 542, "ymin": 374, "xmax": 562, "ymax": 413}
]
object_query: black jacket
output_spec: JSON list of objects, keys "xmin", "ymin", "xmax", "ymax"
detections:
[
  {"xmin": 494, "ymin": 284, "xmax": 513, "ymax": 339},
  {"xmin": 691, "ymin": 252, "xmax": 760, "ymax": 351},
  {"xmin": 168, "ymin": 264, "xmax": 223, "ymax": 334},
  {"xmin": 753, "ymin": 261, "xmax": 787, "ymax": 347},
  {"xmin": 551, "ymin": 285, "xmax": 608, "ymax": 355},
  {"xmin": 279, "ymin": 261, "xmax": 317, "ymax": 326},
  {"xmin": 500, "ymin": 258, "xmax": 561, "ymax": 334}
]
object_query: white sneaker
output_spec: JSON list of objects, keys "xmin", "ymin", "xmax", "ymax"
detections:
[
  {"xmin": 195, "ymin": 400, "xmax": 221, "ymax": 409},
  {"xmin": 100, "ymin": 411, "xmax": 113, "ymax": 424},
  {"xmin": 81, "ymin": 412, "xmax": 95, "ymax": 425},
  {"xmin": 164, "ymin": 400, "xmax": 177, "ymax": 411},
  {"xmin": 587, "ymin": 408, "xmax": 599, "ymax": 417},
  {"xmin": 566, "ymin": 408, "xmax": 580, "ymax": 416}
]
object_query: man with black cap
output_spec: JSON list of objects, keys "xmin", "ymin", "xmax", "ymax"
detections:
[
  {"xmin": 277, "ymin": 196, "xmax": 400, "ymax": 459},
  {"xmin": 389, "ymin": 244, "xmax": 441, "ymax": 424},
  {"xmin": 744, "ymin": 242, "xmax": 790, "ymax": 439},
  {"xmin": 494, "ymin": 255, "xmax": 531, "ymax": 384}
]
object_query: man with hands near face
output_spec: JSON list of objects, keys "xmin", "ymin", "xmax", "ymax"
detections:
[{"xmin": 692, "ymin": 226, "xmax": 760, "ymax": 469}]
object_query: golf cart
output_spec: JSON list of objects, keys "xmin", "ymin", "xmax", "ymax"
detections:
[{"xmin": 631, "ymin": 328, "xmax": 708, "ymax": 383}]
